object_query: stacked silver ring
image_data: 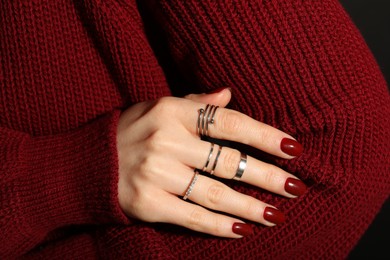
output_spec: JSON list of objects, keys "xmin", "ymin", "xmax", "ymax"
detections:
[
  {"xmin": 197, "ymin": 104, "xmax": 219, "ymax": 137},
  {"xmin": 201, "ymin": 143, "xmax": 222, "ymax": 175}
]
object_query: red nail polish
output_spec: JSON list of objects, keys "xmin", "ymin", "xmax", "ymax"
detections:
[
  {"xmin": 280, "ymin": 138, "xmax": 303, "ymax": 157},
  {"xmin": 263, "ymin": 207, "xmax": 286, "ymax": 225},
  {"xmin": 232, "ymin": 223, "xmax": 253, "ymax": 236},
  {"xmin": 285, "ymin": 177, "xmax": 307, "ymax": 196},
  {"xmin": 209, "ymin": 87, "xmax": 231, "ymax": 94}
]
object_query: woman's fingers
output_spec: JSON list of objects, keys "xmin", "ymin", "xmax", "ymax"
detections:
[
  {"xmin": 117, "ymin": 94, "xmax": 307, "ymax": 239},
  {"xmin": 212, "ymin": 109, "xmax": 303, "ymax": 158},
  {"xmin": 176, "ymin": 137, "xmax": 306, "ymax": 198},
  {"xmin": 161, "ymin": 168, "xmax": 285, "ymax": 227},
  {"xmin": 158, "ymin": 192, "xmax": 252, "ymax": 238},
  {"xmin": 184, "ymin": 87, "xmax": 232, "ymax": 107},
  {"xmin": 177, "ymin": 100, "xmax": 303, "ymax": 159}
]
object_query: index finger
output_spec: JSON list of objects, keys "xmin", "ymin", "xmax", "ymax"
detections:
[{"xmin": 180, "ymin": 100, "xmax": 303, "ymax": 159}]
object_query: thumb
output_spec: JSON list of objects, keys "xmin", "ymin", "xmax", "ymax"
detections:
[{"xmin": 184, "ymin": 87, "xmax": 232, "ymax": 107}]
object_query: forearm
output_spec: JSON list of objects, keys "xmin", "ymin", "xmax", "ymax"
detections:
[{"xmin": 0, "ymin": 111, "xmax": 130, "ymax": 258}]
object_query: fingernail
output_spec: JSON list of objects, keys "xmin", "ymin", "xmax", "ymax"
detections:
[
  {"xmin": 232, "ymin": 223, "xmax": 253, "ymax": 236},
  {"xmin": 280, "ymin": 138, "xmax": 303, "ymax": 157},
  {"xmin": 263, "ymin": 207, "xmax": 286, "ymax": 225},
  {"xmin": 285, "ymin": 178, "xmax": 307, "ymax": 197},
  {"xmin": 209, "ymin": 87, "xmax": 231, "ymax": 94}
]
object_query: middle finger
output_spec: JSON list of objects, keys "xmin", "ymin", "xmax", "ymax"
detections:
[{"xmin": 176, "ymin": 137, "xmax": 306, "ymax": 198}]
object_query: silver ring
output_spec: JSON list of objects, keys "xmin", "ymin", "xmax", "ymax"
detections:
[
  {"xmin": 202, "ymin": 143, "xmax": 215, "ymax": 172},
  {"xmin": 183, "ymin": 170, "xmax": 200, "ymax": 200},
  {"xmin": 232, "ymin": 153, "xmax": 247, "ymax": 181},
  {"xmin": 210, "ymin": 145, "xmax": 222, "ymax": 175},
  {"xmin": 205, "ymin": 106, "xmax": 218, "ymax": 136},
  {"xmin": 201, "ymin": 105, "xmax": 211, "ymax": 136},
  {"xmin": 198, "ymin": 104, "xmax": 219, "ymax": 137},
  {"xmin": 197, "ymin": 108, "xmax": 204, "ymax": 136}
]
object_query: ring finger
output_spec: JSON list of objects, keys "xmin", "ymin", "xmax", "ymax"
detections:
[{"xmin": 164, "ymin": 166, "xmax": 286, "ymax": 226}]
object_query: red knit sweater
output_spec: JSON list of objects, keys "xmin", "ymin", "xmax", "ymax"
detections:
[{"xmin": 1, "ymin": 0, "xmax": 389, "ymax": 259}]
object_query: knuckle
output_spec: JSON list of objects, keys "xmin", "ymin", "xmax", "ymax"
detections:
[
  {"xmin": 127, "ymin": 186, "xmax": 148, "ymax": 216},
  {"xmin": 210, "ymin": 216, "xmax": 225, "ymax": 236},
  {"xmin": 257, "ymin": 127, "xmax": 271, "ymax": 146},
  {"xmin": 219, "ymin": 110, "xmax": 243, "ymax": 135},
  {"xmin": 138, "ymin": 156, "xmax": 155, "ymax": 177},
  {"xmin": 262, "ymin": 167, "xmax": 277, "ymax": 185},
  {"xmin": 146, "ymin": 130, "xmax": 165, "ymax": 151},
  {"xmin": 128, "ymin": 186, "xmax": 161, "ymax": 222},
  {"xmin": 206, "ymin": 183, "xmax": 226, "ymax": 205},
  {"xmin": 244, "ymin": 201, "xmax": 262, "ymax": 219},
  {"xmin": 152, "ymin": 97, "xmax": 176, "ymax": 118},
  {"xmin": 137, "ymin": 154, "xmax": 166, "ymax": 183},
  {"xmin": 223, "ymin": 149, "xmax": 241, "ymax": 174},
  {"xmin": 188, "ymin": 208, "xmax": 205, "ymax": 229}
]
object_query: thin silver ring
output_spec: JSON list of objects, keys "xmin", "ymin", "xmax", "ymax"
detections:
[
  {"xmin": 183, "ymin": 170, "xmax": 200, "ymax": 200},
  {"xmin": 209, "ymin": 106, "xmax": 219, "ymax": 125},
  {"xmin": 198, "ymin": 104, "xmax": 219, "ymax": 137},
  {"xmin": 201, "ymin": 105, "xmax": 211, "ymax": 136},
  {"xmin": 232, "ymin": 153, "xmax": 247, "ymax": 181},
  {"xmin": 210, "ymin": 145, "xmax": 222, "ymax": 175},
  {"xmin": 197, "ymin": 108, "xmax": 204, "ymax": 136},
  {"xmin": 202, "ymin": 143, "xmax": 215, "ymax": 172},
  {"xmin": 205, "ymin": 105, "xmax": 218, "ymax": 136}
]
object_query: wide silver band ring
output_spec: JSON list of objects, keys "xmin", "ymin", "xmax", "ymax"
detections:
[
  {"xmin": 232, "ymin": 153, "xmax": 247, "ymax": 181},
  {"xmin": 183, "ymin": 170, "xmax": 199, "ymax": 200}
]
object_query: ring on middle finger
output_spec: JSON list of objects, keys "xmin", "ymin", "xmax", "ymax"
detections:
[
  {"xmin": 201, "ymin": 143, "xmax": 223, "ymax": 175},
  {"xmin": 232, "ymin": 152, "xmax": 247, "ymax": 181},
  {"xmin": 202, "ymin": 142, "xmax": 215, "ymax": 172}
]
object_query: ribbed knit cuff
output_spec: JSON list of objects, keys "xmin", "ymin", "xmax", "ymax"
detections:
[{"xmin": 20, "ymin": 110, "xmax": 130, "ymax": 232}]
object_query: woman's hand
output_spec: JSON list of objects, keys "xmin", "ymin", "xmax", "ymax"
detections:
[{"xmin": 117, "ymin": 88, "xmax": 306, "ymax": 238}]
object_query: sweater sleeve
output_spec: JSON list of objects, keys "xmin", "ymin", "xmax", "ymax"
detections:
[
  {"xmin": 0, "ymin": 110, "xmax": 130, "ymax": 258},
  {"xmin": 139, "ymin": 0, "xmax": 390, "ymax": 258}
]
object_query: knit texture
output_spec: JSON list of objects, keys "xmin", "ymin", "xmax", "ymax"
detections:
[{"xmin": 1, "ymin": 0, "xmax": 389, "ymax": 259}]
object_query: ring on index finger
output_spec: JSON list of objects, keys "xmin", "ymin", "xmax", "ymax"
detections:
[{"xmin": 197, "ymin": 104, "xmax": 219, "ymax": 137}]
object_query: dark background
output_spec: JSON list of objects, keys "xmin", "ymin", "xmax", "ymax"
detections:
[{"xmin": 339, "ymin": 1, "xmax": 389, "ymax": 259}]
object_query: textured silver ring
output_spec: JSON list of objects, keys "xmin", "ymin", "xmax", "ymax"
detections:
[
  {"xmin": 232, "ymin": 153, "xmax": 247, "ymax": 181},
  {"xmin": 183, "ymin": 170, "xmax": 200, "ymax": 200},
  {"xmin": 210, "ymin": 145, "xmax": 222, "ymax": 175},
  {"xmin": 202, "ymin": 143, "xmax": 215, "ymax": 172}
]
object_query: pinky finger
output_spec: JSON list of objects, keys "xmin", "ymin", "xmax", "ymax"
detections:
[{"xmin": 158, "ymin": 193, "xmax": 253, "ymax": 238}]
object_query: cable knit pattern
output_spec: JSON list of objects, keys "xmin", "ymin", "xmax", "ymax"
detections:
[{"xmin": 0, "ymin": 0, "xmax": 389, "ymax": 259}]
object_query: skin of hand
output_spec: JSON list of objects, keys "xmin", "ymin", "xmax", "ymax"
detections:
[{"xmin": 117, "ymin": 88, "xmax": 305, "ymax": 238}]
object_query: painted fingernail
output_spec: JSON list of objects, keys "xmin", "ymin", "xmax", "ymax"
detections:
[
  {"xmin": 285, "ymin": 177, "xmax": 307, "ymax": 196},
  {"xmin": 209, "ymin": 87, "xmax": 231, "ymax": 94},
  {"xmin": 232, "ymin": 223, "xmax": 253, "ymax": 236},
  {"xmin": 280, "ymin": 138, "xmax": 303, "ymax": 157},
  {"xmin": 263, "ymin": 207, "xmax": 286, "ymax": 225}
]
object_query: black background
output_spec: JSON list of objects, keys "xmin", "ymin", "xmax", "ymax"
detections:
[{"xmin": 339, "ymin": 1, "xmax": 389, "ymax": 259}]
